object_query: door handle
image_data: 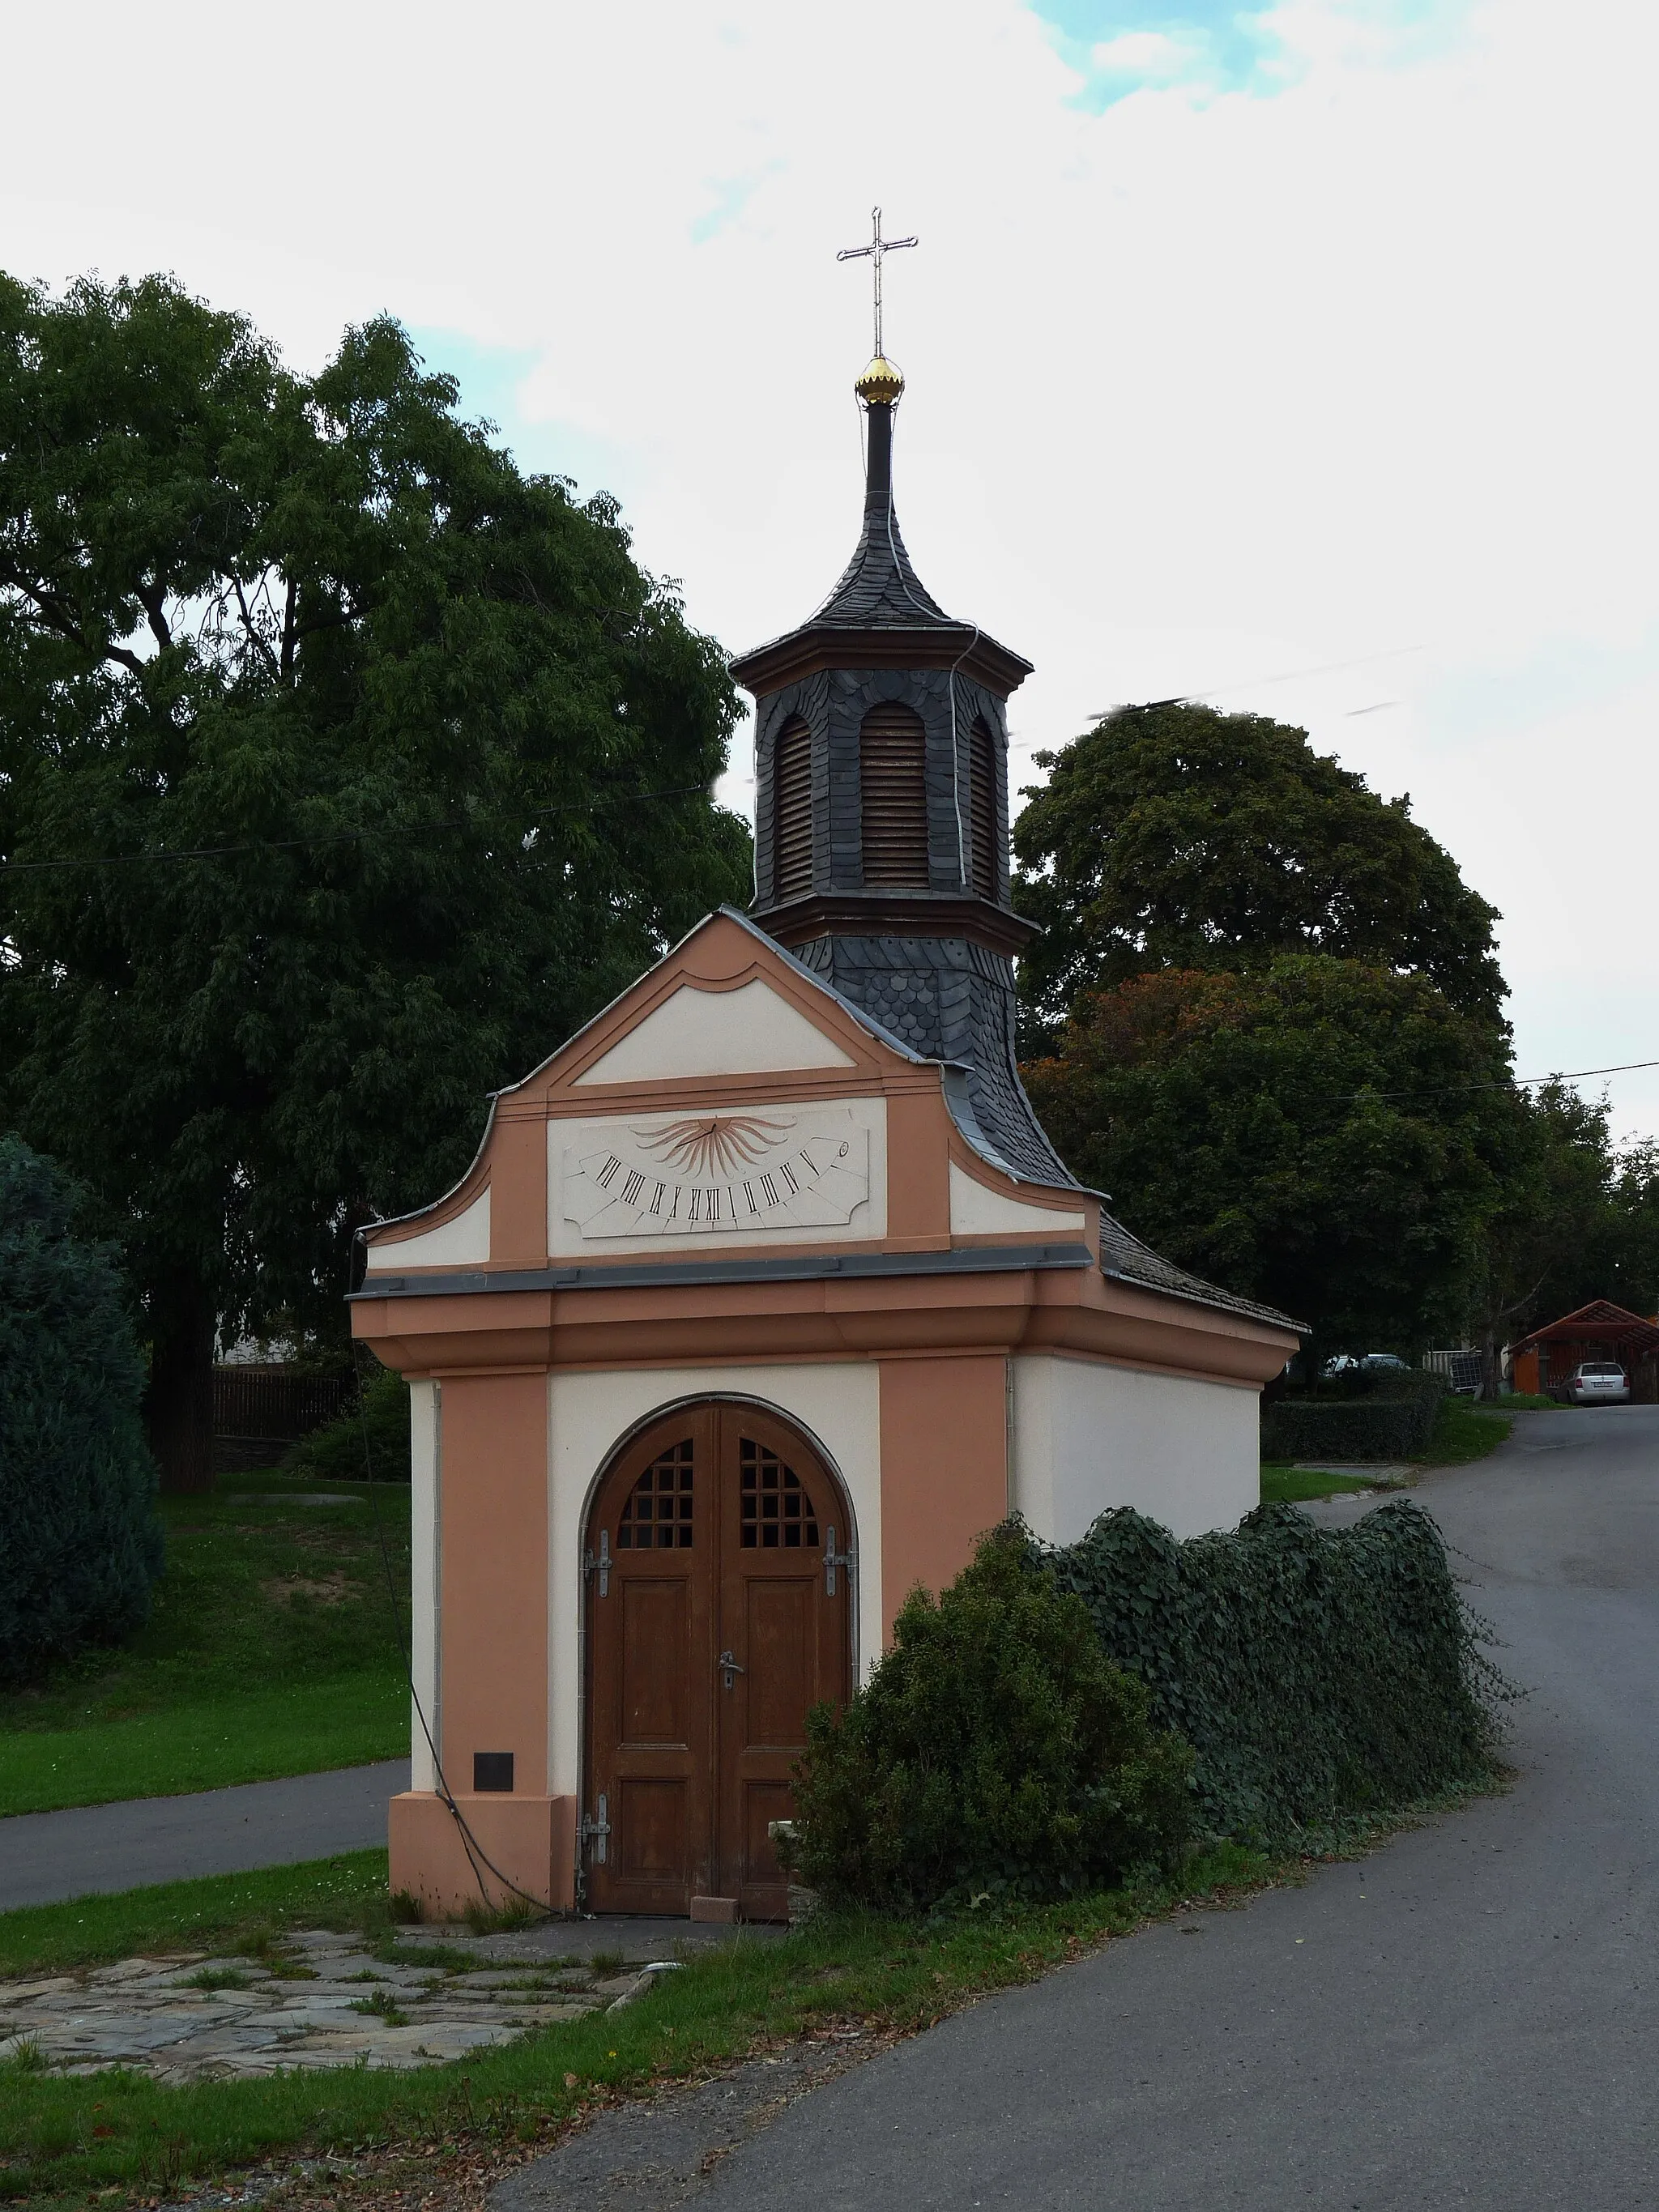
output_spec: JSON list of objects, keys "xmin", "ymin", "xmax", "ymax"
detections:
[{"xmin": 718, "ymin": 1649, "xmax": 745, "ymax": 1690}]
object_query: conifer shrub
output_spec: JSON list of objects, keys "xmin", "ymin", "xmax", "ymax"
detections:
[
  {"xmin": 785, "ymin": 1528, "xmax": 1193, "ymax": 1912},
  {"xmin": 0, "ymin": 1138, "xmax": 164, "ymax": 1682},
  {"xmin": 1040, "ymin": 1500, "xmax": 1502, "ymax": 1843}
]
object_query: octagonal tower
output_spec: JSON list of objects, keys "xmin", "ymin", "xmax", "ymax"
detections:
[{"xmin": 731, "ymin": 353, "xmax": 1069, "ymax": 1183}]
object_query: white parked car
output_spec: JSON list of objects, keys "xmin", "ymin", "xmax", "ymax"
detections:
[{"xmin": 1565, "ymin": 1362, "xmax": 1630, "ymax": 1404}]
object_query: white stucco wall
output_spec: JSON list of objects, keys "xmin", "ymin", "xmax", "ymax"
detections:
[
  {"xmin": 572, "ymin": 977, "xmax": 855, "ymax": 1083},
  {"xmin": 366, "ymin": 1187, "xmax": 490, "ymax": 1270},
  {"xmin": 544, "ymin": 1362, "xmax": 882, "ymax": 1801},
  {"xmin": 407, "ymin": 1379, "xmax": 441, "ymax": 1789},
  {"xmin": 1010, "ymin": 1353, "xmax": 1258, "ymax": 1545}
]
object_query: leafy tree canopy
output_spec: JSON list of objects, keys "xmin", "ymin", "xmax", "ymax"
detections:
[
  {"xmin": 0, "ymin": 274, "xmax": 752, "ymax": 1485},
  {"xmin": 1023, "ymin": 957, "xmax": 1525, "ymax": 1362},
  {"xmin": 0, "ymin": 1137, "xmax": 164, "ymax": 1681},
  {"xmin": 1465, "ymin": 1084, "xmax": 1659, "ymax": 1380},
  {"xmin": 1013, "ymin": 701, "xmax": 1506, "ymax": 1052}
]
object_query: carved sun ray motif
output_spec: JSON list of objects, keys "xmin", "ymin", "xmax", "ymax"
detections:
[{"xmin": 629, "ymin": 1115, "xmax": 797, "ymax": 1179}]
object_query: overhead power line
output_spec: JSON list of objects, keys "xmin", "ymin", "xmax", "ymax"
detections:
[
  {"xmin": 1327, "ymin": 1056, "xmax": 1659, "ymax": 1104},
  {"xmin": 1088, "ymin": 642, "xmax": 1427, "ymax": 719}
]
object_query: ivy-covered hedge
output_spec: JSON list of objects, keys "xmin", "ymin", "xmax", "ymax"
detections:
[
  {"xmin": 1038, "ymin": 1500, "xmax": 1499, "ymax": 1843},
  {"xmin": 1261, "ymin": 1370, "xmax": 1444, "ymax": 1462}
]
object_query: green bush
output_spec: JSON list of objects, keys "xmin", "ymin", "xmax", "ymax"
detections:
[
  {"xmin": 0, "ymin": 1137, "xmax": 164, "ymax": 1682},
  {"xmin": 1262, "ymin": 1370, "xmax": 1444, "ymax": 1461},
  {"xmin": 786, "ymin": 1528, "xmax": 1193, "ymax": 1912},
  {"xmin": 279, "ymin": 1365, "xmax": 410, "ymax": 1483},
  {"xmin": 1041, "ymin": 1500, "xmax": 1500, "ymax": 1844}
]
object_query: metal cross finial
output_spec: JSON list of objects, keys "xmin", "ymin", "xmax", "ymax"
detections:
[{"xmin": 837, "ymin": 205, "xmax": 918, "ymax": 360}]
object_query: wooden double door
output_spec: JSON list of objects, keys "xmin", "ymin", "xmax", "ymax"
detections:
[{"xmin": 583, "ymin": 1402, "xmax": 852, "ymax": 1920}]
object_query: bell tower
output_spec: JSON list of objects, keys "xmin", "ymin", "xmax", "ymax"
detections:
[{"xmin": 731, "ymin": 260, "xmax": 1073, "ymax": 1184}]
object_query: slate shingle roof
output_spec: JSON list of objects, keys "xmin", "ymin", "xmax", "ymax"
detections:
[
  {"xmin": 1094, "ymin": 1213, "xmax": 1304, "ymax": 1331},
  {"xmin": 811, "ymin": 485, "xmax": 960, "ymax": 630},
  {"xmin": 740, "ymin": 913, "xmax": 1303, "ymax": 1337}
]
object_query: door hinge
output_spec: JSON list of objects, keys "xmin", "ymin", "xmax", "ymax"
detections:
[
  {"xmin": 823, "ymin": 1525, "xmax": 855, "ymax": 1596},
  {"xmin": 581, "ymin": 1792, "xmax": 610, "ymax": 1865},
  {"xmin": 583, "ymin": 1529, "xmax": 611, "ymax": 1596}
]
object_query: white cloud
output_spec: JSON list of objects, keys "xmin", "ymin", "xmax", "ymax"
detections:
[
  {"xmin": 4, "ymin": 0, "xmax": 1657, "ymax": 1135},
  {"xmin": 1089, "ymin": 30, "xmax": 1201, "ymax": 77}
]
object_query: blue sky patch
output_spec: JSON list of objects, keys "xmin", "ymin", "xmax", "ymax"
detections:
[
  {"xmin": 691, "ymin": 166, "xmax": 782, "ymax": 245},
  {"xmin": 1026, "ymin": 1, "xmax": 1467, "ymax": 108},
  {"xmin": 403, "ymin": 326, "xmax": 641, "ymax": 509},
  {"xmin": 1028, "ymin": 0, "xmax": 1281, "ymax": 102}
]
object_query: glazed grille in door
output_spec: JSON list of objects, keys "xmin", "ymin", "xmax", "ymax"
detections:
[
  {"xmin": 740, "ymin": 1438, "xmax": 820, "ymax": 1548},
  {"xmin": 616, "ymin": 1439, "xmax": 694, "ymax": 1549}
]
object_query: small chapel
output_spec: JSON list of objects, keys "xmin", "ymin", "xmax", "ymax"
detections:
[{"xmin": 350, "ymin": 287, "xmax": 1299, "ymax": 1922}]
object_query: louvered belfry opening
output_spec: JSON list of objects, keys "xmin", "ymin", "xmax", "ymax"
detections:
[
  {"xmin": 859, "ymin": 701, "xmax": 928, "ymax": 888},
  {"xmin": 773, "ymin": 714, "xmax": 813, "ymax": 902},
  {"xmin": 969, "ymin": 717, "xmax": 999, "ymax": 899}
]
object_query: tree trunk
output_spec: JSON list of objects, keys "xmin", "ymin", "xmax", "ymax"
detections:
[
  {"xmin": 1479, "ymin": 1323, "xmax": 1503, "ymax": 1401},
  {"xmin": 145, "ymin": 1278, "xmax": 217, "ymax": 1494}
]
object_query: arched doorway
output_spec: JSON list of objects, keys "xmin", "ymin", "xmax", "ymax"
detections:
[{"xmin": 582, "ymin": 1400, "xmax": 853, "ymax": 1920}]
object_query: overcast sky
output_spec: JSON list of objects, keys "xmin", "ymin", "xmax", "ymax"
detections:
[{"xmin": 6, "ymin": 0, "xmax": 1657, "ymax": 1139}]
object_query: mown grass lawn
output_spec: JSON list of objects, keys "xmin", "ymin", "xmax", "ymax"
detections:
[
  {"xmin": 0, "ymin": 1843, "xmax": 1275, "ymax": 2210},
  {"xmin": 0, "ymin": 1476, "xmax": 411, "ymax": 1816},
  {"xmin": 1414, "ymin": 1396, "xmax": 1512, "ymax": 1466},
  {"xmin": 0, "ymin": 1853, "xmax": 395, "ymax": 1980},
  {"xmin": 1260, "ymin": 1464, "xmax": 1382, "ymax": 1504}
]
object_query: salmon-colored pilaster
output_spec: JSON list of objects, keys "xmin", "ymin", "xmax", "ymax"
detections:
[
  {"xmin": 878, "ymin": 1354, "xmax": 1009, "ymax": 1639},
  {"xmin": 487, "ymin": 1111, "xmax": 549, "ymax": 1265},
  {"xmin": 389, "ymin": 1792, "xmax": 578, "ymax": 1916},
  {"xmin": 438, "ymin": 1370, "xmax": 549, "ymax": 1796},
  {"xmin": 884, "ymin": 1089, "xmax": 949, "ymax": 1243}
]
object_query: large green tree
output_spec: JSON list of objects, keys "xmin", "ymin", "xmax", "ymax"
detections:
[
  {"xmin": 1466, "ymin": 1086, "xmax": 1659, "ymax": 1388},
  {"xmin": 1, "ymin": 275, "xmax": 751, "ymax": 1489},
  {"xmin": 1013, "ymin": 701, "xmax": 1506, "ymax": 1053},
  {"xmin": 1022, "ymin": 957, "xmax": 1525, "ymax": 1365}
]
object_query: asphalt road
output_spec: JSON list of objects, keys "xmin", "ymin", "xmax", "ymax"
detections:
[
  {"xmin": 663, "ymin": 1406, "xmax": 1659, "ymax": 2210},
  {"xmin": 0, "ymin": 1759, "xmax": 409, "ymax": 1911}
]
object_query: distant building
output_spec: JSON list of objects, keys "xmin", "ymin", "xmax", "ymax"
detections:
[{"xmin": 1508, "ymin": 1300, "xmax": 1659, "ymax": 1400}]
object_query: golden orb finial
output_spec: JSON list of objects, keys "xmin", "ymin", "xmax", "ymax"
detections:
[{"xmin": 855, "ymin": 353, "xmax": 905, "ymax": 407}]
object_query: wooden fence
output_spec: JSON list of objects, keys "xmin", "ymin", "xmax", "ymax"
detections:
[{"xmin": 211, "ymin": 1366, "xmax": 356, "ymax": 1442}]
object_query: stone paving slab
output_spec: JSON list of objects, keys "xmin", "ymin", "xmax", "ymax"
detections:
[
  {"xmin": 0, "ymin": 1928, "xmax": 644, "ymax": 2080},
  {"xmin": 0, "ymin": 1914, "xmax": 780, "ymax": 2081}
]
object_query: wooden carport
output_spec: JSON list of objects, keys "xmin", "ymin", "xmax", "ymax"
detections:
[{"xmin": 1509, "ymin": 1300, "xmax": 1659, "ymax": 1401}]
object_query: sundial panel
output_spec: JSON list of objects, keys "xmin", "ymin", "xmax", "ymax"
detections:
[{"xmin": 555, "ymin": 1103, "xmax": 881, "ymax": 1251}]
